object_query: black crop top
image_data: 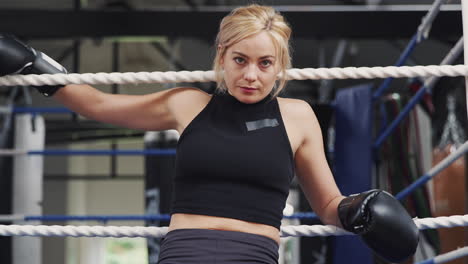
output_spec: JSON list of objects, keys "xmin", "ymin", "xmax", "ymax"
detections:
[{"xmin": 171, "ymin": 92, "xmax": 295, "ymax": 229}]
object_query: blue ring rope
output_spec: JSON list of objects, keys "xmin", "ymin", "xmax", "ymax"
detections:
[
  {"xmin": 395, "ymin": 142, "xmax": 468, "ymax": 201},
  {"xmin": 416, "ymin": 260, "xmax": 435, "ymax": 264},
  {"xmin": 373, "ymin": 85, "xmax": 428, "ymax": 150},
  {"xmin": 13, "ymin": 107, "xmax": 72, "ymax": 114},
  {"xmin": 395, "ymin": 173, "xmax": 432, "ymax": 201},
  {"xmin": 23, "ymin": 213, "xmax": 318, "ymax": 222},
  {"xmin": 283, "ymin": 212, "xmax": 317, "ymax": 220},
  {"xmin": 372, "ymin": 34, "xmax": 419, "ymax": 101}
]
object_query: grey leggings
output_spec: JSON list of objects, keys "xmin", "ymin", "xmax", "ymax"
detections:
[{"xmin": 157, "ymin": 228, "xmax": 279, "ymax": 264}]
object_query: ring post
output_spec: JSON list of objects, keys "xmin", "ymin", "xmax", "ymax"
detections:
[{"xmin": 12, "ymin": 114, "xmax": 45, "ymax": 264}]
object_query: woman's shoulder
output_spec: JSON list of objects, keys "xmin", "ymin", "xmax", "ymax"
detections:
[
  {"xmin": 276, "ymin": 97, "xmax": 319, "ymax": 152},
  {"xmin": 167, "ymin": 87, "xmax": 213, "ymax": 133},
  {"xmin": 172, "ymin": 86, "xmax": 212, "ymax": 98},
  {"xmin": 168, "ymin": 87, "xmax": 212, "ymax": 106},
  {"xmin": 277, "ymin": 97, "xmax": 320, "ymax": 130},
  {"xmin": 277, "ymin": 97, "xmax": 314, "ymax": 118}
]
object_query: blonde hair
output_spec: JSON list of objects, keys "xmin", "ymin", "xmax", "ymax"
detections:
[{"xmin": 213, "ymin": 4, "xmax": 292, "ymax": 97}]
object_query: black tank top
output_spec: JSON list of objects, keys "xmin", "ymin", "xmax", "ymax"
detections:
[{"xmin": 172, "ymin": 92, "xmax": 295, "ymax": 229}]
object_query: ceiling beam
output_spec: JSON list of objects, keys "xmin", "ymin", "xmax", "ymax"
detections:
[{"xmin": 0, "ymin": 6, "xmax": 461, "ymax": 39}]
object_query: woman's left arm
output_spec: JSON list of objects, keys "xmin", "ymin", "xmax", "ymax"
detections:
[
  {"xmin": 288, "ymin": 100, "xmax": 419, "ymax": 263},
  {"xmin": 289, "ymin": 100, "xmax": 344, "ymax": 227}
]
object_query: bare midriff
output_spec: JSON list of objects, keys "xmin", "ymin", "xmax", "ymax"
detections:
[{"xmin": 168, "ymin": 213, "xmax": 280, "ymax": 244}]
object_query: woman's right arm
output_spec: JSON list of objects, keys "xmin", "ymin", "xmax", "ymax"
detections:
[
  {"xmin": 54, "ymin": 84, "xmax": 209, "ymax": 132},
  {"xmin": 0, "ymin": 34, "xmax": 209, "ymax": 132}
]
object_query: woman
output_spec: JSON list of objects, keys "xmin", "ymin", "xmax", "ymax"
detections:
[{"xmin": 0, "ymin": 4, "xmax": 418, "ymax": 264}]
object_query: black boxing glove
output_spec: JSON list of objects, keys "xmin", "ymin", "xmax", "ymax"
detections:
[
  {"xmin": 338, "ymin": 190, "xmax": 419, "ymax": 263},
  {"xmin": 0, "ymin": 34, "xmax": 67, "ymax": 96}
]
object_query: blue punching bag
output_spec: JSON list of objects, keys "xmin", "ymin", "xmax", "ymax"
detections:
[{"xmin": 333, "ymin": 84, "xmax": 373, "ymax": 264}]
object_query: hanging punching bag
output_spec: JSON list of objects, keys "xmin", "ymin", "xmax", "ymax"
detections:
[{"xmin": 432, "ymin": 145, "xmax": 467, "ymax": 264}]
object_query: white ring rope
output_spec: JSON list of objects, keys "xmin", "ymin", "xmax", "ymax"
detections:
[
  {"xmin": 0, "ymin": 214, "xmax": 466, "ymax": 238},
  {"xmin": 1, "ymin": 65, "xmax": 468, "ymax": 86},
  {"xmin": 414, "ymin": 214, "xmax": 468, "ymax": 230},
  {"xmin": 0, "ymin": 225, "xmax": 169, "ymax": 238}
]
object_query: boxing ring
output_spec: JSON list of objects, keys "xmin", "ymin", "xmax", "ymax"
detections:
[
  {"xmin": 0, "ymin": 1, "xmax": 468, "ymax": 264},
  {"xmin": 0, "ymin": 63, "xmax": 467, "ymax": 263}
]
